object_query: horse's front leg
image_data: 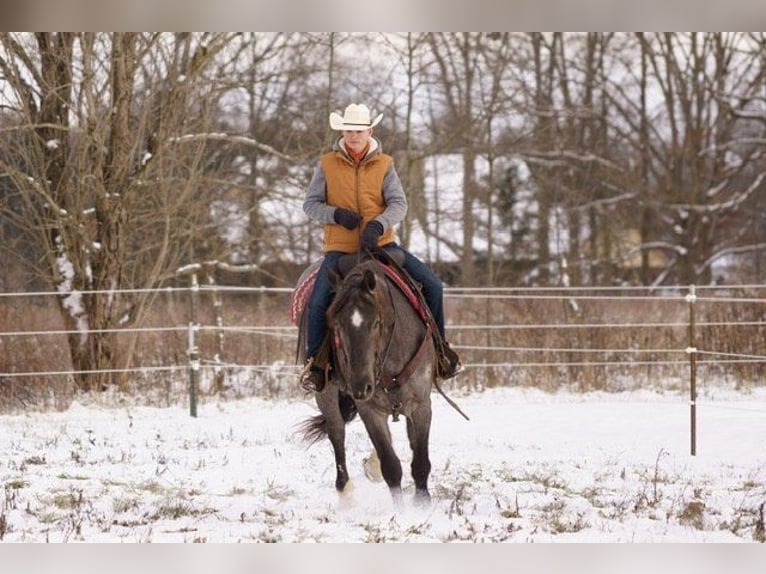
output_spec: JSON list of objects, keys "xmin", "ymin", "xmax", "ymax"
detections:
[
  {"xmin": 406, "ymin": 401, "xmax": 432, "ymax": 505},
  {"xmin": 315, "ymin": 387, "xmax": 350, "ymax": 492},
  {"xmin": 359, "ymin": 410, "xmax": 403, "ymax": 503}
]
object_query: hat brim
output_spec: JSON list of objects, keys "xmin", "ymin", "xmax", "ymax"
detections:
[{"xmin": 329, "ymin": 112, "xmax": 383, "ymax": 131}]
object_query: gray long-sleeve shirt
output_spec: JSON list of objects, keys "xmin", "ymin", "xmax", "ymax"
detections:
[{"xmin": 302, "ymin": 136, "xmax": 407, "ymax": 233}]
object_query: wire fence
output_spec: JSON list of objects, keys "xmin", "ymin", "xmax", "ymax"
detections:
[
  {"xmin": 2, "ymin": 281, "xmax": 764, "ymax": 455},
  {"xmin": 1, "ymin": 283, "xmax": 765, "ymax": 401}
]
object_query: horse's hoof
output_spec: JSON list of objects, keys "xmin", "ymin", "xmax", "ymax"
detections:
[
  {"xmin": 337, "ymin": 480, "xmax": 355, "ymax": 509},
  {"xmin": 337, "ymin": 479, "xmax": 355, "ymax": 496},
  {"xmin": 414, "ymin": 490, "xmax": 431, "ymax": 507},
  {"xmin": 363, "ymin": 450, "xmax": 383, "ymax": 482},
  {"xmin": 390, "ymin": 487, "xmax": 404, "ymax": 507}
]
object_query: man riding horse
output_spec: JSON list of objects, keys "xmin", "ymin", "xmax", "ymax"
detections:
[{"xmin": 300, "ymin": 103, "xmax": 462, "ymax": 393}]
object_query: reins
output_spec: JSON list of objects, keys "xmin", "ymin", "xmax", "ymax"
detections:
[
  {"xmin": 374, "ymin": 271, "xmax": 398, "ymax": 387},
  {"xmin": 330, "ymin": 256, "xmax": 469, "ymax": 422},
  {"xmin": 329, "ymin": 262, "xmax": 400, "ymax": 391}
]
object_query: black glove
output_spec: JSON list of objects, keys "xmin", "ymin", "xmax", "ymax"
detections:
[
  {"xmin": 360, "ymin": 220, "xmax": 384, "ymax": 252},
  {"xmin": 333, "ymin": 208, "xmax": 362, "ymax": 230}
]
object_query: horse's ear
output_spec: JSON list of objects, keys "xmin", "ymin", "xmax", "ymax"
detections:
[{"xmin": 362, "ymin": 269, "xmax": 376, "ymax": 292}]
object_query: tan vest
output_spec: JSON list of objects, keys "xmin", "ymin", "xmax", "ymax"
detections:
[{"xmin": 320, "ymin": 151, "xmax": 397, "ymax": 253}]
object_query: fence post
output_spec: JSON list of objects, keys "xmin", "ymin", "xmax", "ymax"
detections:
[
  {"xmin": 188, "ymin": 272, "xmax": 200, "ymax": 418},
  {"xmin": 686, "ymin": 284, "xmax": 697, "ymax": 456},
  {"xmin": 208, "ymin": 273, "xmax": 225, "ymax": 394}
]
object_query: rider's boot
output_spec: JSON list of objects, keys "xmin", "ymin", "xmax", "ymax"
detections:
[
  {"xmin": 299, "ymin": 358, "xmax": 327, "ymax": 393},
  {"xmin": 438, "ymin": 341, "xmax": 463, "ymax": 379}
]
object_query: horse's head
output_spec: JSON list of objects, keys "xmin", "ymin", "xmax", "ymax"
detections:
[{"xmin": 328, "ymin": 262, "xmax": 390, "ymax": 402}]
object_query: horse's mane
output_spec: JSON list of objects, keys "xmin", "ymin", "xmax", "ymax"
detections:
[{"xmin": 326, "ymin": 259, "xmax": 384, "ymax": 322}]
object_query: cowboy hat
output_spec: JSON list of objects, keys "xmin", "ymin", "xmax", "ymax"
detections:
[{"xmin": 329, "ymin": 103, "xmax": 383, "ymax": 131}]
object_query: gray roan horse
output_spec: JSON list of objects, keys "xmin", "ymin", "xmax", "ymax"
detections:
[{"xmin": 298, "ymin": 254, "xmax": 436, "ymax": 505}]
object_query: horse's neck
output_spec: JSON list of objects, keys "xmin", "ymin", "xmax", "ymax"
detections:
[{"xmin": 383, "ymin": 275, "xmax": 427, "ymax": 341}]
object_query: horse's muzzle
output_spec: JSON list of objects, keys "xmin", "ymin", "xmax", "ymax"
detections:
[{"xmin": 351, "ymin": 381, "xmax": 375, "ymax": 402}]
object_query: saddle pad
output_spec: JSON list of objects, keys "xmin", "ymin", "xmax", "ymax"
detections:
[
  {"xmin": 380, "ymin": 265, "xmax": 430, "ymax": 325},
  {"xmin": 291, "ymin": 256, "xmax": 429, "ymax": 328},
  {"xmin": 290, "ymin": 259, "xmax": 322, "ymax": 325}
]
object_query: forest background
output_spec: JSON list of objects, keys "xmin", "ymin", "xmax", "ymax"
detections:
[{"xmin": 0, "ymin": 32, "xmax": 764, "ymax": 400}]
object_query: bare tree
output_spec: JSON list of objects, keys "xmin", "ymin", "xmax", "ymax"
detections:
[
  {"xmin": 424, "ymin": 32, "xmax": 484, "ymax": 286},
  {"xmin": 369, "ymin": 33, "xmax": 431, "ymax": 252},
  {"xmin": 0, "ymin": 32, "xmax": 240, "ymax": 391},
  {"xmin": 473, "ymin": 33, "xmax": 522, "ymax": 285},
  {"xmin": 525, "ymin": 32, "xmax": 557, "ymax": 286},
  {"xmin": 615, "ymin": 33, "xmax": 766, "ymax": 285}
]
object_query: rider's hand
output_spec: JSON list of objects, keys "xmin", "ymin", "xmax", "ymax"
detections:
[
  {"xmin": 360, "ymin": 220, "xmax": 384, "ymax": 252},
  {"xmin": 333, "ymin": 208, "xmax": 362, "ymax": 230}
]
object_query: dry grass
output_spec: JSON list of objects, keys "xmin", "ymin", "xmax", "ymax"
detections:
[
  {"xmin": 446, "ymin": 288, "xmax": 765, "ymax": 394},
  {"xmin": 2, "ymin": 286, "xmax": 764, "ymax": 412}
]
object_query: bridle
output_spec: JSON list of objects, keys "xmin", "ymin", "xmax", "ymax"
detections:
[
  {"xmin": 373, "ymin": 273, "xmax": 398, "ymax": 385},
  {"xmin": 330, "ymin": 263, "xmax": 397, "ymax": 390},
  {"xmin": 328, "ymin": 257, "xmax": 469, "ymax": 421}
]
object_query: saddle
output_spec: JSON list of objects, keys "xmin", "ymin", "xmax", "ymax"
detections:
[
  {"xmin": 292, "ymin": 249, "xmax": 468, "ymax": 420},
  {"xmin": 291, "ymin": 248, "xmax": 458, "ymax": 383},
  {"xmin": 291, "ymin": 248, "xmax": 413, "ymax": 326},
  {"xmin": 292, "ymin": 249, "xmax": 423, "ymax": 359}
]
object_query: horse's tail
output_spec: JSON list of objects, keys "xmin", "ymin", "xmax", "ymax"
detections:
[{"xmin": 298, "ymin": 393, "xmax": 358, "ymax": 445}]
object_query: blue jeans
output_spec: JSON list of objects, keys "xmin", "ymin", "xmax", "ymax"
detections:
[{"xmin": 305, "ymin": 244, "xmax": 445, "ymax": 360}]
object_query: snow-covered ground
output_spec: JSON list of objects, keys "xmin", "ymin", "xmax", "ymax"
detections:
[{"xmin": 1, "ymin": 386, "xmax": 765, "ymax": 543}]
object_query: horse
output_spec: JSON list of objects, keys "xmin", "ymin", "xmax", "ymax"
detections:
[{"xmin": 297, "ymin": 254, "xmax": 436, "ymax": 505}]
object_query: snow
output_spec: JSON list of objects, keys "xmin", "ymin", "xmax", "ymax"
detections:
[
  {"xmin": 1, "ymin": 385, "xmax": 765, "ymax": 543},
  {"xmin": 54, "ymin": 236, "xmax": 89, "ymax": 344}
]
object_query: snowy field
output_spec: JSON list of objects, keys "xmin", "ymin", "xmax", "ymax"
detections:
[{"xmin": 1, "ymin": 385, "xmax": 765, "ymax": 543}]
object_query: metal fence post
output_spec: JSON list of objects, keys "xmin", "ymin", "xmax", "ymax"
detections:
[
  {"xmin": 188, "ymin": 272, "xmax": 200, "ymax": 418},
  {"xmin": 686, "ymin": 284, "xmax": 697, "ymax": 456},
  {"xmin": 208, "ymin": 273, "xmax": 225, "ymax": 394}
]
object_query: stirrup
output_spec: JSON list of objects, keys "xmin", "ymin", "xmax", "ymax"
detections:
[
  {"xmin": 299, "ymin": 358, "xmax": 326, "ymax": 392},
  {"xmin": 439, "ymin": 360, "xmax": 463, "ymax": 380},
  {"xmin": 438, "ymin": 342, "xmax": 463, "ymax": 380}
]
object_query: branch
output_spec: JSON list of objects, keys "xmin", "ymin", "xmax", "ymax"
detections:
[
  {"xmin": 696, "ymin": 243, "xmax": 766, "ymax": 276},
  {"xmin": 519, "ymin": 149, "xmax": 623, "ymax": 171},
  {"xmin": 176, "ymin": 260, "xmax": 261, "ymax": 276},
  {"xmin": 169, "ymin": 132, "xmax": 299, "ymax": 164},
  {"xmin": 0, "ymin": 123, "xmax": 73, "ymax": 134},
  {"xmin": 730, "ymin": 109, "xmax": 766, "ymax": 125},
  {"xmin": 667, "ymin": 172, "xmax": 765, "ymax": 214},
  {"xmin": 639, "ymin": 241, "xmax": 688, "ymax": 256},
  {"xmin": 698, "ymin": 137, "xmax": 766, "ymax": 156},
  {"xmin": 571, "ymin": 191, "xmax": 637, "ymax": 211}
]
